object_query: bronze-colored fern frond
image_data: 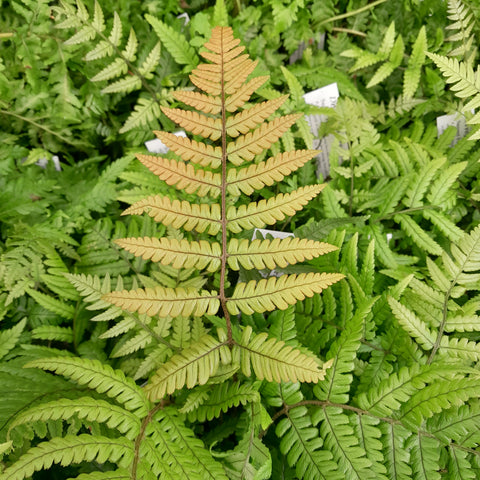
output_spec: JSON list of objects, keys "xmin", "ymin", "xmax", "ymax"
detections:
[{"xmin": 103, "ymin": 26, "xmax": 344, "ymax": 400}]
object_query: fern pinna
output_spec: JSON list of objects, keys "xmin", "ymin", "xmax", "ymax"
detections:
[{"xmin": 0, "ymin": 27, "xmax": 342, "ymax": 480}]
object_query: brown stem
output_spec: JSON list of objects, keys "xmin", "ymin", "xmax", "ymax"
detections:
[
  {"xmin": 131, "ymin": 401, "xmax": 166, "ymax": 480},
  {"xmin": 218, "ymin": 31, "xmax": 233, "ymax": 346}
]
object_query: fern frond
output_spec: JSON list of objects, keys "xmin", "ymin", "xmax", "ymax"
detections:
[
  {"xmin": 8, "ymin": 397, "xmax": 140, "ymax": 440},
  {"xmin": 226, "ymin": 185, "xmax": 325, "ymax": 233},
  {"xmin": 188, "ymin": 382, "xmax": 260, "ymax": 422},
  {"xmin": 123, "ymin": 195, "xmax": 221, "ymax": 234},
  {"xmin": 31, "ymin": 325, "xmax": 73, "ymax": 343},
  {"xmin": 227, "ymin": 150, "xmax": 318, "ymax": 196},
  {"xmin": 394, "ymin": 214, "xmax": 443, "ymax": 256},
  {"xmin": 226, "ymin": 96, "xmax": 287, "ymax": 136},
  {"xmin": 150, "ymin": 408, "xmax": 229, "ymax": 479},
  {"xmin": 225, "ymin": 76, "xmax": 270, "ymax": 112},
  {"xmin": 356, "ymin": 364, "xmax": 466, "ymax": 417},
  {"xmin": 25, "ymin": 357, "xmax": 149, "ymax": 413},
  {"xmin": 172, "ymin": 90, "xmax": 222, "ymax": 115},
  {"xmin": 315, "ymin": 407, "xmax": 372, "ymax": 479},
  {"xmin": 161, "ymin": 107, "xmax": 222, "ymax": 141},
  {"xmin": 426, "ymin": 53, "xmax": 479, "ymax": 99},
  {"xmin": 438, "ymin": 336, "xmax": 480, "ymax": 361},
  {"xmin": 399, "ymin": 378, "xmax": 480, "ymax": 426},
  {"xmin": 116, "ymin": 237, "xmax": 221, "ymax": 272},
  {"xmin": 350, "ymin": 415, "xmax": 388, "ymax": 479},
  {"xmin": 101, "ymin": 75, "xmax": 141, "ymax": 94},
  {"xmin": 136, "ymin": 154, "xmax": 221, "ymax": 197},
  {"xmin": 314, "ymin": 299, "xmax": 373, "ymax": 403},
  {"xmin": 103, "ymin": 285, "xmax": 220, "ymax": 318},
  {"xmin": 388, "ymin": 297, "xmax": 436, "ymax": 350},
  {"xmin": 404, "ymin": 26, "xmax": 427, "ymax": 99},
  {"xmin": 0, "ymin": 318, "xmax": 26, "ymax": 360},
  {"xmin": 119, "ymin": 98, "xmax": 161, "ymax": 134},
  {"xmin": 0, "ymin": 434, "xmax": 133, "ymax": 480},
  {"xmin": 146, "ymin": 15, "xmax": 198, "ymax": 68},
  {"xmin": 234, "ymin": 326, "xmax": 331, "ymax": 383},
  {"xmin": 380, "ymin": 423, "xmax": 413, "ymax": 478},
  {"xmin": 26, "ymin": 288, "xmax": 75, "ymax": 318},
  {"xmin": 66, "ymin": 470, "xmax": 130, "ymax": 480},
  {"xmin": 227, "ymin": 237, "xmax": 336, "ymax": 270},
  {"xmin": 276, "ymin": 384, "xmax": 338, "ymax": 480},
  {"xmin": 226, "ymin": 115, "xmax": 302, "ymax": 165},
  {"xmin": 446, "ymin": 0, "xmax": 476, "ymax": 62},
  {"xmin": 153, "ymin": 131, "xmax": 222, "ymax": 168},
  {"xmin": 228, "ymin": 273, "xmax": 344, "ymax": 315},
  {"xmin": 90, "ymin": 58, "xmax": 128, "ymax": 83},
  {"xmin": 145, "ymin": 334, "xmax": 229, "ymax": 400}
]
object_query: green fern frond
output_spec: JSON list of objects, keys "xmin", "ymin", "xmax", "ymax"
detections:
[
  {"xmin": 275, "ymin": 384, "xmax": 337, "ymax": 480},
  {"xmin": 187, "ymin": 381, "xmax": 260, "ymax": 422},
  {"xmin": 8, "ymin": 397, "xmax": 141, "ymax": 440},
  {"xmin": 404, "ymin": 26, "xmax": 427, "ymax": 99},
  {"xmin": 399, "ymin": 378, "xmax": 480, "ymax": 426},
  {"xmin": 119, "ymin": 98, "xmax": 161, "ymax": 134},
  {"xmin": 31, "ymin": 325, "xmax": 73, "ymax": 343},
  {"xmin": 356, "ymin": 364, "xmax": 466, "ymax": 417},
  {"xmin": 314, "ymin": 407, "xmax": 372, "ymax": 480},
  {"xmin": 0, "ymin": 434, "xmax": 133, "ymax": 480},
  {"xmin": 0, "ymin": 318, "xmax": 26, "ymax": 360},
  {"xmin": 145, "ymin": 334, "xmax": 229, "ymax": 400},
  {"xmin": 394, "ymin": 214, "xmax": 443, "ymax": 256},
  {"xmin": 234, "ymin": 326, "xmax": 332, "ymax": 383},
  {"xmin": 26, "ymin": 287, "xmax": 75, "ymax": 318},
  {"xmin": 25, "ymin": 357, "xmax": 150, "ymax": 414},
  {"xmin": 149, "ymin": 407, "xmax": 229, "ymax": 479},
  {"xmin": 446, "ymin": 0, "xmax": 477, "ymax": 63},
  {"xmin": 314, "ymin": 299, "xmax": 373, "ymax": 403},
  {"xmin": 66, "ymin": 471, "xmax": 130, "ymax": 480},
  {"xmin": 387, "ymin": 297, "xmax": 436, "ymax": 350},
  {"xmin": 146, "ymin": 15, "xmax": 198, "ymax": 68}
]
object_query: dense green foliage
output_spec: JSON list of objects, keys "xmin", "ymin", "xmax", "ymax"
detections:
[{"xmin": 1, "ymin": 0, "xmax": 480, "ymax": 478}]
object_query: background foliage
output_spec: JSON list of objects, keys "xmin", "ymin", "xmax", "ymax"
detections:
[{"xmin": 1, "ymin": 0, "xmax": 480, "ymax": 478}]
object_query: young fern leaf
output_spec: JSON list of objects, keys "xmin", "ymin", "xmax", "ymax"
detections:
[
  {"xmin": 103, "ymin": 26, "xmax": 342, "ymax": 399},
  {"xmin": 25, "ymin": 357, "xmax": 150, "ymax": 414},
  {"xmin": 0, "ymin": 435, "xmax": 133, "ymax": 480},
  {"xmin": 8, "ymin": 397, "xmax": 141, "ymax": 440},
  {"xmin": 144, "ymin": 334, "xmax": 230, "ymax": 401},
  {"xmin": 446, "ymin": 0, "xmax": 477, "ymax": 63},
  {"xmin": 54, "ymin": 0, "xmax": 163, "ymax": 132}
]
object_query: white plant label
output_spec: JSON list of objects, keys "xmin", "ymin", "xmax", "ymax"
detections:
[
  {"xmin": 303, "ymin": 83, "xmax": 339, "ymax": 178},
  {"xmin": 252, "ymin": 228, "xmax": 295, "ymax": 277},
  {"xmin": 436, "ymin": 113, "xmax": 469, "ymax": 145},
  {"xmin": 145, "ymin": 131, "xmax": 187, "ymax": 154}
]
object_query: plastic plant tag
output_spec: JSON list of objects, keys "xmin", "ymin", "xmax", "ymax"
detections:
[
  {"xmin": 436, "ymin": 113, "xmax": 469, "ymax": 146},
  {"xmin": 177, "ymin": 13, "xmax": 190, "ymax": 26},
  {"xmin": 253, "ymin": 228, "xmax": 295, "ymax": 278},
  {"xmin": 145, "ymin": 131, "xmax": 186, "ymax": 154},
  {"xmin": 303, "ymin": 83, "xmax": 339, "ymax": 179}
]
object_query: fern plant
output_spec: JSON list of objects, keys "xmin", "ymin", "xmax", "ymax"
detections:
[
  {"xmin": 0, "ymin": 26, "xmax": 343, "ymax": 479},
  {"xmin": 53, "ymin": 0, "xmax": 199, "ymax": 135}
]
